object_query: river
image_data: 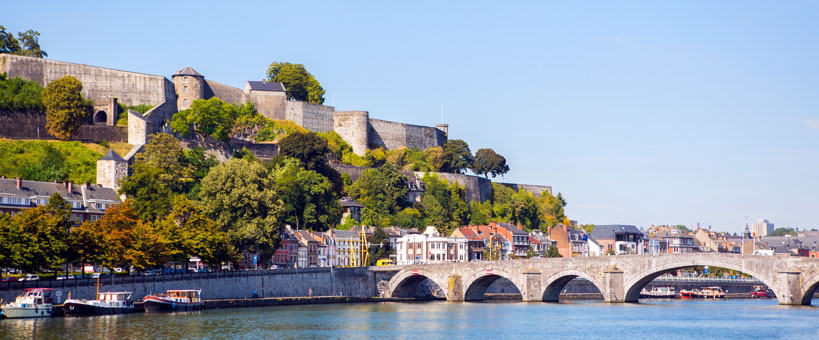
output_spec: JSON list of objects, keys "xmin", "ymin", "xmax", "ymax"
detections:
[{"xmin": 2, "ymin": 299, "xmax": 818, "ymax": 340}]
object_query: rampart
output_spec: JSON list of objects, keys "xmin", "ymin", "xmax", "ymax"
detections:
[
  {"xmin": 0, "ymin": 110, "xmax": 126, "ymax": 143},
  {"xmin": 286, "ymin": 101, "xmax": 334, "ymax": 132},
  {"xmin": 0, "ymin": 54, "xmax": 170, "ymax": 106},
  {"xmin": 368, "ymin": 118, "xmax": 446, "ymax": 151},
  {"xmin": 415, "ymin": 171, "xmax": 492, "ymax": 203}
]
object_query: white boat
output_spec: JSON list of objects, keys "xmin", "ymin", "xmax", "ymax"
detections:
[
  {"xmin": 639, "ymin": 286, "xmax": 677, "ymax": 299},
  {"xmin": 1, "ymin": 288, "xmax": 54, "ymax": 318}
]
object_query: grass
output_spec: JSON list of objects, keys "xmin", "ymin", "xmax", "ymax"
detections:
[{"xmin": 0, "ymin": 139, "xmax": 133, "ymax": 184}]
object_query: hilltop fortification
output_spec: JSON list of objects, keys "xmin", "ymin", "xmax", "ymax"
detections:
[{"xmin": 0, "ymin": 54, "xmax": 446, "ymax": 156}]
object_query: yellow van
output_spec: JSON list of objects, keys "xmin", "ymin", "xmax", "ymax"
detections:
[{"xmin": 376, "ymin": 259, "xmax": 395, "ymax": 266}]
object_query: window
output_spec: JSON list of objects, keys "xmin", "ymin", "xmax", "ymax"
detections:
[
  {"xmin": 183, "ymin": 85, "xmax": 188, "ymax": 93},
  {"xmin": 184, "ymin": 76, "xmax": 189, "ymax": 83},
  {"xmin": 183, "ymin": 99, "xmax": 189, "ymax": 106}
]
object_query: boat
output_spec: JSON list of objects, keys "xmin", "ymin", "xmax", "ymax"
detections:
[
  {"xmin": 63, "ymin": 292, "xmax": 134, "ymax": 316},
  {"xmin": 639, "ymin": 286, "xmax": 677, "ymax": 299},
  {"xmin": 142, "ymin": 290, "xmax": 203, "ymax": 312},
  {"xmin": 679, "ymin": 288, "xmax": 698, "ymax": 299},
  {"xmin": 0, "ymin": 288, "xmax": 54, "ymax": 318},
  {"xmin": 750, "ymin": 285, "xmax": 772, "ymax": 298},
  {"xmin": 698, "ymin": 286, "xmax": 725, "ymax": 299}
]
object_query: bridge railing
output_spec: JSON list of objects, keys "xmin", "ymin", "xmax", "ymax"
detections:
[{"xmin": 651, "ymin": 276, "xmax": 761, "ymax": 283}]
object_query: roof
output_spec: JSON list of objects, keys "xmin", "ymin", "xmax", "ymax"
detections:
[
  {"xmin": 246, "ymin": 81, "xmax": 285, "ymax": 92},
  {"xmin": 498, "ymin": 222, "xmax": 529, "ymax": 235},
  {"xmin": 528, "ymin": 235, "xmax": 542, "ymax": 245},
  {"xmin": 173, "ymin": 66, "xmax": 202, "ymax": 77},
  {"xmin": 591, "ymin": 225, "xmax": 643, "ymax": 240},
  {"xmin": 99, "ymin": 149, "xmax": 125, "ymax": 162},
  {"xmin": 0, "ymin": 178, "xmax": 120, "ymax": 204},
  {"xmin": 339, "ymin": 197, "xmax": 364, "ymax": 208}
]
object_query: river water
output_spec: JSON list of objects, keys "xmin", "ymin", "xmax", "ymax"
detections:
[{"xmin": 2, "ymin": 299, "xmax": 817, "ymax": 340}]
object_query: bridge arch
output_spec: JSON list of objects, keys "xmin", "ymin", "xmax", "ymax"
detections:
[
  {"xmin": 462, "ymin": 267, "xmax": 523, "ymax": 301},
  {"xmin": 541, "ymin": 270, "xmax": 607, "ymax": 302},
  {"xmin": 623, "ymin": 258, "xmax": 778, "ymax": 303},
  {"xmin": 387, "ymin": 268, "xmax": 448, "ymax": 299},
  {"xmin": 799, "ymin": 273, "xmax": 819, "ymax": 305}
]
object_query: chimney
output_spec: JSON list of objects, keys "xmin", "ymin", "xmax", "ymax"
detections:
[
  {"xmin": 84, "ymin": 182, "xmax": 91, "ymax": 189},
  {"xmin": 67, "ymin": 181, "xmax": 73, "ymax": 193},
  {"xmin": 16, "ymin": 177, "xmax": 22, "ymax": 190},
  {"xmin": 0, "ymin": 175, "xmax": 5, "ymax": 179}
]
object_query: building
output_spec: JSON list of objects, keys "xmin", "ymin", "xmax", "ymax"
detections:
[
  {"xmin": 395, "ymin": 226, "xmax": 468, "ymax": 265},
  {"xmin": 549, "ymin": 224, "xmax": 589, "ymax": 257},
  {"xmin": 489, "ymin": 222, "xmax": 531, "ymax": 258},
  {"xmin": 0, "ymin": 177, "xmax": 120, "ymax": 224},
  {"xmin": 328, "ymin": 229, "xmax": 367, "ymax": 267},
  {"xmin": 273, "ymin": 229, "xmax": 299, "ymax": 268},
  {"xmin": 293, "ymin": 230, "xmax": 319, "ymax": 268},
  {"xmin": 645, "ymin": 225, "xmax": 698, "ymax": 254},
  {"xmin": 752, "ymin": 219, "xmax": 775, "ymax": 237},
  {"xmin": 450, "ymin": 226, "xmax": 486, "ymax": 261},
  {"xmin": 339, "ymin": 197, "xmax": 363, "ymax": 224},
  {"xmin": 591, "ymin": 225, "xmax": 645, "ymax": 255},
  {"xmin": 587, "ymin": 235, "xmax": 604, "ymax": 256}
]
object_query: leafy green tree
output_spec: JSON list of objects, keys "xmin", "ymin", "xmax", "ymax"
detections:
[
  {"xmin": 0, "ymin": 213, "xmax": 32, "ymax": 278},
  {"xmin": 769, "ymin": 227, "xmax": 797, "ymax": 237},
  {"xmin": 347, "ymin": 163, "xmax": 408, "ymax": 226},
  {"xmin": 171, "ymin": 98, "xmax": 246, "ymax": 142},
  {"xmin": 269, "ymin": 158, "xmax": 341, "ymax": 231},
  {"xmin": 471, "ymin": 148, "xmax": 510, "ymax": 179},
  {"xmin": 155, "ymin": 196, "xmax": 233, "ymax": 269},
  {"xmin": 0, "ymin": 26, "xmax": 47, "ymax": 58},
  {"xmin": 469, "ymin": 200, "xmax": 493, "ymax": 225},
  {"xmin": 0, "ymin": 73, "xmax": 44, "ymax": 111},
  {"xmin": 266, "ymin": 62, "xmax": 325, "ymax": 104},
  {"xmin": 491, "ymin": 183, "xmax": 540, "ymax": 230},
  {"xmin": 87, "ymin": 200, "xmax": 167, "ymax": 272},
  {"xmin": 277, "ymin": 131, "xmax": 343, "ymax": 194},
  {"xmin": 182, "ymin": 147, "xmax": 218, "ymax": 199},
  {"xmin": 538, "ymin": 191, "xmax": 567, "ymax": 230},
  {"xmin": 545, "ymin": 245, "xmax": 561, "ymax": 258},
  {"xmin": 582, "ymin": 224, "xmax": 595, "ymax": 234},
  {"xmin": 198, "ymin": 158, "xmax": 282, "ymax": 255},
  {"xmin": 42, "ymin": 76, "xmax": 87, "ymax": 140},
  {"xmin": 119, "ymin": 165, "xmax": 173, "ymax": 221},
  {"xmin": 18, "ymin": 144, "xmax": 68, "ymax": 182},
  {"xmin": 392, "ymin": 207, "xmax": 423, "ymax": 229},
  {"xmin": 420, "ymin": 173, "xmax": 469, "ymax": 233},
  {"xmin": 440, "ymin": 139, "xmax": 473, "ymax": 174},
  {"xmin": 9, "ymin": 204, "xmax": 69, "ymax": 273}
]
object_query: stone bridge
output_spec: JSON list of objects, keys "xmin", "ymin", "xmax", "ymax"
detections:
[{"xmin": 382, "ymin": 254, "xmax": 819, "ymax": 305}]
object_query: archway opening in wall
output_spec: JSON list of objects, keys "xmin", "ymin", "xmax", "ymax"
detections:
[
  {"xmin": 465, "ymin": 275, "xmax": 521, "ymax": 302},
  {"xmin": 391, "ymin": 275, "xmax": 445, "ymax": 300},
  {"xmin": 94, "ymin": 111, "xmax": 107, "ymax": 124},
  {"xmin": 625, "ymin": 265, "xmax": 773, "ymax": 303},
  {"xmin": 801, "ymin": 279, "xmax": 819, "ymax": 305},
  {"xmin": 542, "ymin": 275, "xmax": 603, "ymax": 303}
]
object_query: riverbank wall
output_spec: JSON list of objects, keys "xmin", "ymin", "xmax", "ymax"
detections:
[{"xmin": 0, "ymin": 267, "xmax": 397, "ymax": 303}]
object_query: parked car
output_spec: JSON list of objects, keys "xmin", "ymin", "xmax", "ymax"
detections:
[
  {"xmin": 21, "ymin": 274, "xmax": 39, "ymax": 281},
  {"xmin": 56, "ymin": 274, "xmax": 75, "ymax": 280},
  {"xmin": 1, "ymin": 276, "xmax": 19, "ymax": 282},
  {"xmin": 90, "ymin": 273, "xmax": 101, "ymax": 279}
]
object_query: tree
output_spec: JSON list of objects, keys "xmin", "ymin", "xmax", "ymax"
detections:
[
  {"xmin": 8, "ymin": 204, "xmax": 69, "ymax": 273},
  {"xmin": 135, "ymin": 133, "xmax": 194, "ymax": 193},
  {"xmin": 393, "ymin": 208, "xmax": 423, "ymax": 229},
  {"xmin": 0, "ymin": 26, "xmax": 47, "ymax": 58},
  {"xmin": 119, "ymin": 166, "xmax": 173, "ymax": 221},
  {"xmin": 269, "ymin": 158, "xmax": 341, "ymax": 231},
  {"xmin": 266, "ymin": 62, "xmax": 325, "ymax": 104},
  {"xmin": 198, "ymin": 158, "xmax": 282, "ymax": 255},
  {"xmin": 420, "ymin": 173, "xmax": 469, "ymax": 233},
  {"xmin": 155, "ymin": 196, "xmax": 233, "ymax": 269},
  {"xmin": 171, "ymin": 97, "xmax": 242, "ymax": 143},
  {"xmin": 491, "ymin": 183, "xmax": 540, "ymax": 230},
  {"xmin": 440, "ymin": 139, "xmax": 473, "ymax": 174},
  {"xmin": 277, "ymin": 131, "xmax": 343, "ymax": 194},
  {"xmin": 88, "ymin": 200, "xmax": 167, "ymax": 272},
  {"xmin": 544, "ymin": 245, "xmax": 561, "ymax": 258},
  {"xmin": 42, "ymin": 76, "xmax": 87, "ymax": 140},
  {"xmin": 347, "ymin": 163, "xmax": 408, "ymax": 225},
  {"xmin": 470, "ymin": 148, "xmax": 509, "ymax": 179},
  {"xmin": 538, "ymin": 191, "xmax": 567, "ymax": 230},
  {"xmin": 769, "ymin": 227, "xmax": 797, "ymax": 237}
]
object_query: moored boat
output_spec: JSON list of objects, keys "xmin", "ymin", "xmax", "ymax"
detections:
[
  {"xmin": 64, "ymin": 292, "xmax": 134, "ymax": 316},
  {"xmin": 679, "ymin": 288, "xmax": 698, "ymax": 299},
  {"xmin": 640, "ymin": 286, "xmax": 677, "ymax": 299},
  {"xmin": 750, "ymin": 285, "xmax": 772, "ymax": 298},
  {"xmin": 142, "ymin": 290, "xmax": 203, "ymax": 312},
  {"xmin": 0, "ymin": 288, "xmax": 54, "ymax": 318},
  {"xmin": 698, "ymin": 286, "xmax": 725, "ymax": 299}
]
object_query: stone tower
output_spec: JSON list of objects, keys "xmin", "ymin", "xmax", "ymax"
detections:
[
  {"xmin": 333, "ymin": 111, "xmax": 370, "ymax": 156},
  {"xmin": 172, "ymin": 66, "xmax": 205, "ymax": 110},
  {"xmin": 96, "ymin": 150, "xmax": 128, "ymax": 190}
]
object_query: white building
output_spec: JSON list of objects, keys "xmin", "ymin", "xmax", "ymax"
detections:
[
  {"xmin": 752, "ymin": 219, "xmax": 775, "ymax": 237},
  {"xmin": 395, "ymin": 226, "xmax": 468, "ymax": 265}
]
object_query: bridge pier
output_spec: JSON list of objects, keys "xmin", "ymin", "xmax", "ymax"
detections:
[
  {"xmin": 603, "ymin": 267, "xmax": 625, "ymax": 303},
  {"xmin": 776, "ymin": 269, "xmax": 802, "ymax": 305},
  {"xmin": 447, "ymin": 275, "xmax": 464, "ymax": 302},
  {"xmin": 522, "ymin": 270, "xmax": 542, "ymax": 302}
]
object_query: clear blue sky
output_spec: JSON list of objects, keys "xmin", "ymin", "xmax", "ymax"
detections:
[{"xmin": 6, "ymin": 1, "xmax": 819, "ymax": 232}]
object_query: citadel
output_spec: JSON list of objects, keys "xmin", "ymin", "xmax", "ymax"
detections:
[{"xmin": 0, "ymin": 53, "xmax": 549, "ymax": 200}]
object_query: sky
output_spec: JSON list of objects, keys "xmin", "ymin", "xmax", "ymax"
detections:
[{"xmin": 4, "ymin": 1, "xmax": 818, "ymax": 232}]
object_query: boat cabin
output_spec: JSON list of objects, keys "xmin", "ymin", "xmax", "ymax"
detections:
[
  {"xmin": 21, "ymin": 288, "xmax": 54, "ymax": 305},
  {"xmin": 99, "ymin": 292, "xmax": 131, "ymax": 302},
  {"xmin": 165, "ymin": 290, "xmax": 201, "ymax": 302}
]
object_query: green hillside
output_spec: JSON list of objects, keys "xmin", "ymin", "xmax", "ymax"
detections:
[{"xmin": 0, "ymin": 139, "xmax": 130, "ymax": 184}]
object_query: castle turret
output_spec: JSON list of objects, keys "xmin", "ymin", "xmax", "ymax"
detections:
[
  {"xmin": 333, "ymin": 111, "xmax": 369, "ymax": 156},
  {"xmin": 96, "ymin": 150, "xmax": 128, "ymax": 190},
  {"xmin": 435, "ymin": 123, "xmax": 449, "ymax": 136},
  {"xmin": 172, "ymin": 66, "xmax": 205, "ymax": 110}
]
